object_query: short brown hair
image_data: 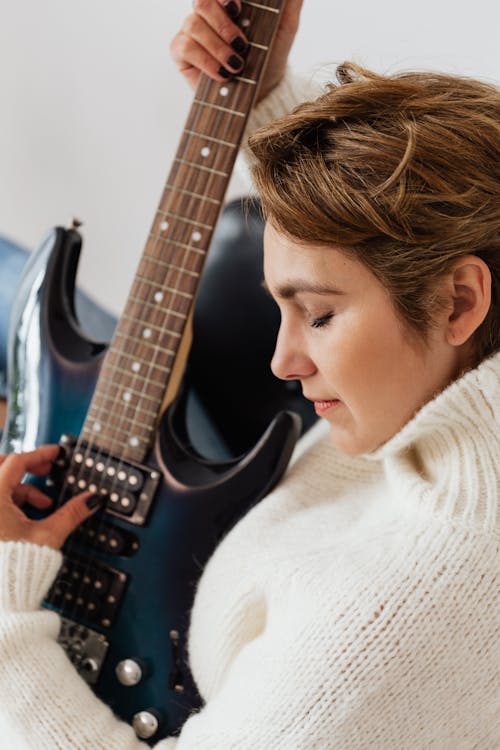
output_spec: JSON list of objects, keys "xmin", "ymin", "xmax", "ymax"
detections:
[{"xmin": 249, "ymin": 63, "xmax": 500, "ymax": 363}]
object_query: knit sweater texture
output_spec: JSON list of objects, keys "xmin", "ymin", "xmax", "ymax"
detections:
[
  {"xmin": 0, "ymin": 356, "xmax": 498, "ymax": 749},
  {"xmin": 0, "ymin": 77, "xmax": 498, "ymax": 749}
]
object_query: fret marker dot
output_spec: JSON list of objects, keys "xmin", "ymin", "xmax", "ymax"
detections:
[
  {"xmin": 143, "ymin": 328, "xmax": 152, "ymax": 339},
  {"xmin": 159, "ymin": 220, "xmax": 169, "ymax": 231},
  {"xmin": 93, "ymin": 422, "xmax": 101, "ymax": 432},
  {"xmin": 154, "ymin": 291, "xmax": 164, "ymax": 303},
  {"xmin": 201, "ymin": 146, "xmax": 210, "ymax": 158},
  {"xmin": 191, "ymin": 231, "xmax": 202, "ymax": 242},
  {"xmin": 220, "ymin": 86, "xmax": 229, "ymax": 97},
  {"xmin": 241, "ymin": 18, "xmax": 250, "ymax": 27},
  {"xmin": 129, "ymin": 436, "xmax": 139, "ymax": 448},
  {"xmin": 131, "ymin": 362, "xmax": 141, "ymax": 373},
  {"xmin": 123, "ymin": 391, "xmax": 132, "ymax": 402}
]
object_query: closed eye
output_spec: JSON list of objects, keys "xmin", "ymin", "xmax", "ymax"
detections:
[{"xmin": 311, "ymin": 312, "xmax": 334, "ymax": 329}]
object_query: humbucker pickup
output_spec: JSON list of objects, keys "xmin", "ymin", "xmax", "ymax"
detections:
[
  {"xmin": 47, "ymin": 435, "xmax": 161, "ymax": 526},
  {"xmin": 47, "ymin": 554, "xmax": 128, "ymax": 630}
]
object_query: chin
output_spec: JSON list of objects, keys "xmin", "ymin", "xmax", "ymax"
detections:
[
  {"xmin": 328, "ymin": 427, "xmax": 371, "ymax": 457},
  {"xmin": 330, "ymin": 425, "xmax": 389, "ymax": 456}
]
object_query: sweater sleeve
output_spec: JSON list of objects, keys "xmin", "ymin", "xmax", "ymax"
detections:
[
  {"xmin": 1, "ymin": 516, "xmax": 498, "ymax": 749},
  {"xmin": 0, "ymin": 541, "xmax": 177, "ymax": 750}
]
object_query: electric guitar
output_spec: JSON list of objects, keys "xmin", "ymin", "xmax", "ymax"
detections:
[{"xmin": 1, "ymin": 0, "xmax": 298, "ymax": 742}]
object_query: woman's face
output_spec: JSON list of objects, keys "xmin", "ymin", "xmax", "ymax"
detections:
[{"xmin": 263, "ymin": 223, "xmax": 462, "ymax": 455}]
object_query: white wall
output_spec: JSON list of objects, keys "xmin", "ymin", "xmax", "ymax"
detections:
[{"xmin": 1, "ymin": 0, "xmax": 498, "ymax": 315}]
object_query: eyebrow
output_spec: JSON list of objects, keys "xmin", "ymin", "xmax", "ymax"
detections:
[{"xmin": 261, "ymin": 279, "xmax": 346, "ymax": 299}]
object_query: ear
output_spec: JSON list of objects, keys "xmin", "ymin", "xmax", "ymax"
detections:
[{"xmin": 445, "ymin": 255, "xmax": 491, "ymax": 346}]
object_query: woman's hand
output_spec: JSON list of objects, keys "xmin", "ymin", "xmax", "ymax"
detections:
[
  {"xmin": 170, "ymin": 0, "xmax": 303, "ymax": 102},
  {"xmin": 0, "ymin": 445, "xmax": 101, "ymax": 550}
]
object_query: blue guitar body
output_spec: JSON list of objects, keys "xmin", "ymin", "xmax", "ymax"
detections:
[{"xmin": 1, "ymin": 226, "xmax": 300, "ymax": 741}]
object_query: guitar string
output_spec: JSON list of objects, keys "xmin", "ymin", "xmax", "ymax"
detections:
[
  {"xmin": 50, "ymin": 65, "xmax": 240, "ymax": 624},
  {"xmin": 90, "ymin": 0, "xmax": 266, "ymax": 471},
  {"xmin": 46, "ymin": 0, "xmax": 274, "ymax": 634},
  {"xmin": 73, "ymin": 0, "xmax": 268, "ymax": 482},
  {"xmin": 45, "ymin": 0, "xmax": 265, "ymax": 623},
  {"xmin": 57, "ymin": 0, "xmax": 273, "ymax": 626}
]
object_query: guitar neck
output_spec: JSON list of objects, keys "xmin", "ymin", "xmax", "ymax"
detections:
[{"xmin": 81, "ymin": 0, "xmax": 284, "ymax": 462}]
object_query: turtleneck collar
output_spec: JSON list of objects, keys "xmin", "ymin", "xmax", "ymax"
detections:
[{"xmin": 367, "ymin": 352, "xmax": 500, "ymax": 533}]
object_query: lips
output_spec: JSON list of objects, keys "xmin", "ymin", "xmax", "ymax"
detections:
[{"xmin": 304, "ymin": 395, "xmax": 342, "ymax": 416}]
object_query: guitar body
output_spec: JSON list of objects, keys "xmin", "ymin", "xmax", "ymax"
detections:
[{"xmin": 1, "ymin": 226, "xmax": 300, "ymax": 740}]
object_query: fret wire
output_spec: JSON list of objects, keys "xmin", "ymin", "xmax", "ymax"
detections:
[
  {"xmin": 140, "ymin": 256, "xmax": 200, "ymax": 279},
  {"xmin": 183, "ymin": 129, "xmax": 237, "ymax": 148},
  {"xmin": 83, "ymin": 431, "xmax": 152, "ymax": 458},
  {"xmin": 81, "ymin": 429, "xmax": 150, "ymax": 451},
  {"xmin": 247, "ymin": 41, "xmax": 269, "ymax": 51},
  {"xmin": 192, "ymin": 99, "xmax": 246, "ymax": 118},
  {"xmin": 113, "ymin": 328, "xmax": 177, "ymax": 357},
  {"xmin": 106, "ymin": 347, "xmax": 173, "ymax": 374},
  {"xmin": 121, "ymin": 313, "xmax": 182, "ymax": 338},
  {"xmin": 148, "ymin": 234, "xmax": 206, "ymax": 255},
  {"xmin": 127, "ymin": 294, "xmax": 188, "ymax": 320},
  {"xmin": 83, "ymin": 417, "xmax": 153, "ymax": 441},
  {"xmin": 165, "ymin": 185, "xmax": 221, "ymax": 206},
  {"xmin": 242, "ymin": 0, "xmax": 280, "ymax": 12},
  {"xmin": 97, "ymin": 372, "xmax": 164, "ymax": 404},
  {"xmin": 83, "ymin": 399, "xmax": 155, "ymax": 437},
  {"xmin": 83, "ymin": 414, "xmax": 153, "ymax": 435},
  {"xmin": 158, "ymin": 208, "xmax": 213, "ymax": 231},
  {"xmin": 174, "ymin": 157, "xmax": 229, "ymax": 178},
  {"xmin": 90, "ymin": 393, "xmax": 159, "ymax": 420},
  {"xmin": 134, "ymin": 273, "xmax": 194, "ymax": 299},
  {"xmin": 234, "ymin": 75, "xmax": 257, "ymax": 86},
  {"xmin": 86, "ymin": 0, "xmax": 283, "ymax": 454},
  {"xmin": 80, "ymin": 430, "xmax": 149, "ymax": 453},
  {"xmin": 101, "ymin": 360, "xmax": 167, "ymax": 390}
]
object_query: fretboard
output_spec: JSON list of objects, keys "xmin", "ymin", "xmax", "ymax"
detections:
[{"xmin": 81, "ymin": 0, "xmax": 284, "ymax": 461}]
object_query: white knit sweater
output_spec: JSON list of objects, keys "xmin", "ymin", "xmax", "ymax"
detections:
[
  {"xmin": 0, "ymin": 349, "xmax": 498, "ymax": 749},
  {"xmin": 0, "ymin": 74, "xmax": 499, "ymax": 747}
]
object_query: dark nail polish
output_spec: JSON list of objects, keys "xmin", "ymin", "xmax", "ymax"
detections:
[
  {"xmin": 218, "ymin": 66, "xmax": 232, "ymax": 79},
  {"xmin": 227, "ymin": 54, "xmax": 243, "ymax": 71},
  {"xmin": 231, "ymin": 36, "xmax": 247, "ymax": 55},
  {"xmin": 224, "ymin": 1, "xmax": 239, "ymax": 20},
  {"xmin": 86, "ymin": 494, "xmax": 104, "ymax": 511}
]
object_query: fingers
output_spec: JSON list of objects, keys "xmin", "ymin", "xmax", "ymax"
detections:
[
  {"xmin": 171, "ymin": 0, "xmax": 247, "ymax": 88},
  {"xmin": 0, "ymin": 445, "xmax": 59, "ymax": 494},
  {"xmin": 34, "ymin": 492, "xmax": 104, "ymax": 550},
  {"xmin": 12, "ymin": 483, "xmax": 54, "ymax": 510},
  {"xmin": 0, "ymin": 445, "xmax": 104, "ymax": 550}
]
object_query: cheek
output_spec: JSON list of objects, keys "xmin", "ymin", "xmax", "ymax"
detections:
[{"xmin": 332, "ymin": 309, "xmax": 416, "ymax": 406}]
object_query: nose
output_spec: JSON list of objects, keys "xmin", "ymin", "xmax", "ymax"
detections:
[{"xmin": 271, "ymin": 320, "xmax": 316, "ymax": 381}]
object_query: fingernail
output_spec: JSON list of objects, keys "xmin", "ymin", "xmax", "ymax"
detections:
[
  {"xmin": 227, "ymin": 54, "xmax": 243, "ymax": 71},
  {"xmin": 217, "ymin": 66, "xmax": 232, "ymax": 79},
  {"xmin": 224, "ymin": 1, "xmax": 239, "ymax": 20},
  {"xmin": 230, "ymin": 36, "xmax": 247, "ymax": 55},
  {"xmin": 86, "ymin": 494, "xmax": 104, "ymax": 511}
]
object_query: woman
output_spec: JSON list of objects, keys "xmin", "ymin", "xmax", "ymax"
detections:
[{"xmin": 0, "ymin": 1, "xmax": 498, "ymax": 747}]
